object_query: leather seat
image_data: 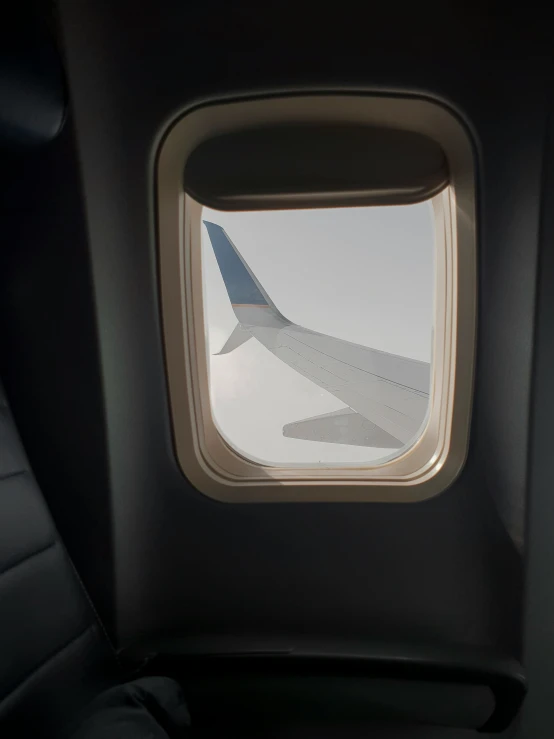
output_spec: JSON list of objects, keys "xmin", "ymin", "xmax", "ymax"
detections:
[
  {"xmin": 1, "ymin": 27, "xmax": 190, "ymax": 737},
  {"xmin": 0, "ymin": 381, "xmax": 118, "ymax": 737}
]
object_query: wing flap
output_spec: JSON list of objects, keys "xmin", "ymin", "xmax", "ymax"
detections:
[{"xmin": 283, "ymin": 408, "xmax": 403, "ymax": 449}]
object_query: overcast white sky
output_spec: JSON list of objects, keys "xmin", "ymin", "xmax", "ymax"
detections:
[{"xmin": 201, "ymin": 202, "xmax": 434, "ymax": 466}]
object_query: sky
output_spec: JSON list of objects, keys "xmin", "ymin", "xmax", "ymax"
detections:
[{"xmin": 201, "ymin": 202, "xmax": 435, "ymax": 466}]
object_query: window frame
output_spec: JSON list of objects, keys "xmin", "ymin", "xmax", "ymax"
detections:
[{"xmin": 156, "ymin": 93, "xmax": 476, "ymax": 502}]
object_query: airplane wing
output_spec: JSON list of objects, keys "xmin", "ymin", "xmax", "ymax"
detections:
[{"xmin": 203, "ymin": 220, "xmax": 431, "ymax": 449}]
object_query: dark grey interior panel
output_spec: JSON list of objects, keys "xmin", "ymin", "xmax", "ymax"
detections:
[
  {"xmin": 57, "ymin": 0, "xmax": 542, "ymax": 659},
  {"xmin": 0, "ymin": 6, "xmax": 550, "ymax": 738}
]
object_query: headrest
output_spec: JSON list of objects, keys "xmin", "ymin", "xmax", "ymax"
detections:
[{"xmin": 0, "ymin": 26, "xmax": 66, "ymax": 149}]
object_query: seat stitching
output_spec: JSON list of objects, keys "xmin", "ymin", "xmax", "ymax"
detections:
[
  {"xmin": 0, "ymin": 469, "xmax": 26, "ymax": 483},
  {"xmin": 0, "ymin": 624, "xmax": 97, "ymax": 713},
  {"xmin": 0, "ymin": 540, "xmax": 57, "ymax": 580}
]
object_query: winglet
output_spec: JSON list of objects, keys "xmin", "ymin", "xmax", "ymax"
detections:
[{"xmin": 203, "ymin": 221, "xmax": 279, "ymax": 310}]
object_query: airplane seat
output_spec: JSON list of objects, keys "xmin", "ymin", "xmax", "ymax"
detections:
[
  {"xmin": 0, "ymin": 380, "xmax": 118, "ymax": 735},
  {"xmin": 0, "ymin": 20, "xmax": 120, "ymax": 736},
  {"xmin": 0, "ymin": 381, "xmax": 192, "ymax": 738},
  {"xmin": 1, "ymin": 21, "xmax": 193, "ymax": 737}
]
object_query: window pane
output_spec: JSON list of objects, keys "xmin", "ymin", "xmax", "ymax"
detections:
[{"xmin": 201, "ymin": 203, "xmax": 434, "ymax": 466}]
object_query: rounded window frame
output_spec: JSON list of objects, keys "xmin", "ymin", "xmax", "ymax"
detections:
[{"xmin": 156, "ymin": 93, "xmax": 476, "ymax": 502}]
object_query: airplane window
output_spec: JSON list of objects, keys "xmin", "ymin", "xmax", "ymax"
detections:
[
  {"xmin": 159, "ymin": 97, "xmax": 475, "ymax": 499},
  {"xmin": 201, "ymin": 202, "xmax": 434, "ymax": 466}
]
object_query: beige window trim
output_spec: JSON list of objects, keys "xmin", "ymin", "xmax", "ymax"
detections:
[{"xmin": 156, "ymin": 94, "xmax": 476, "ymax": 503}]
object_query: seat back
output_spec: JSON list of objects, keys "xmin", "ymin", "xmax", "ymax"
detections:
[{"xmin": 0, "ymin": 382, "xmax": 117, "ymax": 737}]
